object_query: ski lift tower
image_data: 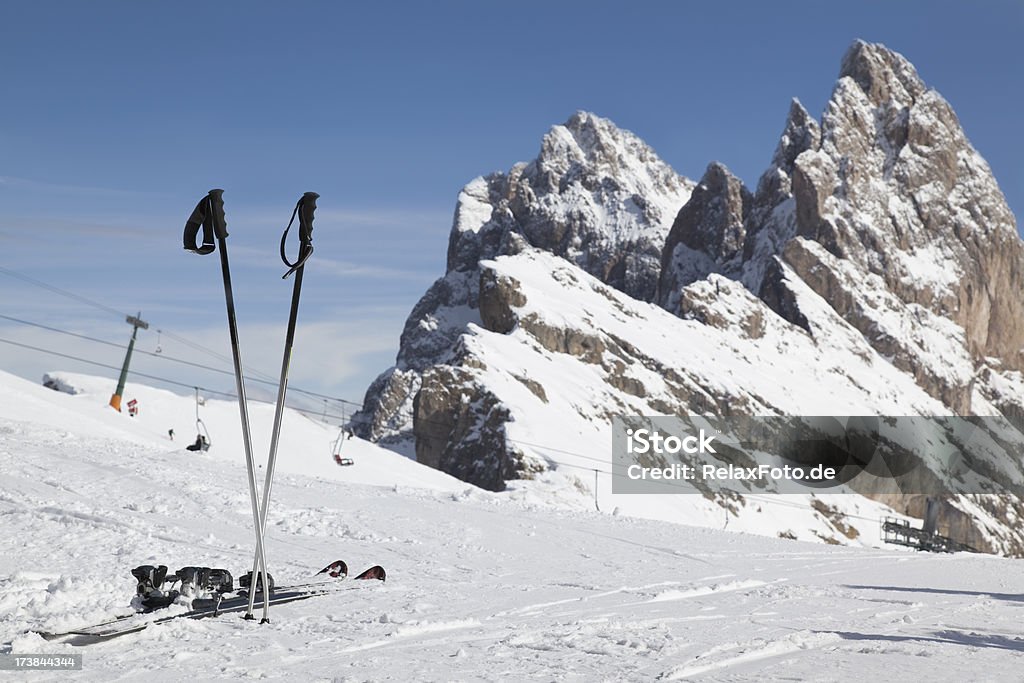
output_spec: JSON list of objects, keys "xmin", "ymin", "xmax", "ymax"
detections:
[{"xmin": 109, "ymin": 312, "xmax": 149, "ymax": 412}]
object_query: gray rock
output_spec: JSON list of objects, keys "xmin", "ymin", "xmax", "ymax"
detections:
[{"xmin": 657, "ymin": 162, "xmax": 751, "ymax": 312}]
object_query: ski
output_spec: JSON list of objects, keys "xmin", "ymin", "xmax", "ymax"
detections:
[
  {"xmin": 353, "ymin": 565, "xmax": 387, "ymax": 581},
  {"xmin": 35, "ymin": 561, "xmax": 385, "ymax": 643},
  {"xmin": 44, "ymin": 585, "xmax": 336, "ymax": 644},
  {"xmin": 35, "ymin": 581, "xmax": 321, "ymax": 641}
]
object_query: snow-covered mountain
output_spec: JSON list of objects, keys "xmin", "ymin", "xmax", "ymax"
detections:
[
  {"xmin": 353, "ymin": 41, "xmax": 1024, "ymax": 555},
  {"xmin": 4, "ymin": 368, "xmax": 1024, "ymax": 681},
  {"xmin": 354, "ymin": 112, "xmax": 693, "ymax": 463}
]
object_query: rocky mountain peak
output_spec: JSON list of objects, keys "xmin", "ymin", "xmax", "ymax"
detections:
[
  {"xmin": 771, "ymin": 99, "xmax": 820, "ymax": 172},
  {"xmin": 540, "ymin": 110, "xmax": 626, "ymax": 168},
  {"xmin": 657, "ymin": 162, "xmax": 751, "ymax": 312},
  {"xmin": 838, "ymin": 39, "xmax": 926, "ymax": 108},
  {"xmin": 659, "ymin": 40, "xmax": 1023, "ymax": 377},
  {"xmin": 678, "ymin": 161, "xmax": 750, "ymax": 251},
  {"xmin": 446, "ymin": 111, "xmax": 693, "ymax": 300},
  {"xmin": 534, "ymin": 111, "xmax": 678, "ymax": 194},
  {"xmin": 810, "ymin": 41, "xmax": 1021, "ymax": 367}
]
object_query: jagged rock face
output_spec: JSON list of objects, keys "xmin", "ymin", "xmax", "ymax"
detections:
[
  {"xmin": 448, "ymin": 111, "xmax": 693, "ymax": 300},
  {"xmin": 658, "ymin": 40, "xmax": 1023, "ymax": 414},
  {"xmin": 412, "ymin": 364, "xmax": 539, "ymax": 492},
  {"xmin": 793, "ymin": 42, "xmax": 1023, "ymax": 372},
  {"xmin": 657, "ymin": 163, "xmax": 751, "ymax": 313}
]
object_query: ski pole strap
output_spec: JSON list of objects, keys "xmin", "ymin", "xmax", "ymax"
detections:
[
  {"xmin": 184, "ymin": 189, "xmax": 229, "ymax": 255},
  {"xmin": 280, "ymin": 192, "xmax": 318, "ymax": 279}
]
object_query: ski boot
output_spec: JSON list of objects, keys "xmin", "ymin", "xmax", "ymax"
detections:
[
  {"xmin": 131, "ymin": 564, "xmax": 180, "ymax": 611},
  {"xmin": 178, "ymin": 566, "xmax": 234, "ymax": 611},
  {"xmin": 238, "ymin": 570, "xmax": 275, "ymax": 597},
  {"xmin": 177, "ymin": 566, "xmax": 234, "ymax": 597}
]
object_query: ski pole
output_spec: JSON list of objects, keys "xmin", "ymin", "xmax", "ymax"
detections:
[
  {"xmin": 244, "ymin": 191, "xmax": 318, "ymax": 620},
  {"xmin": 183, "ymin": 189, "xmax": 272, "ymax": 623}
]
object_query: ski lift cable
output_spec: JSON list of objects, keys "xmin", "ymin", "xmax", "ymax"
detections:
[
  {"xmin": 0, "ymin": 312, "xmax": 353, "ymax": 410},
  {"xmin": 0, "ymin": 313, "xmax": 258, "ymax": 378},
  {"xmin": 158, "ymin": 328, "xmax": 278, "ymax": 383},
  {"xmin": 0, "ymin": 268, "xmax": 358, "ymax": 408},
  {"xmin": 0, "ymin": 265, "xmax": 279, "ymax": 384},
  {"xmin": 0, "ymin": 335, "xmax": 348, "ymax": 421},
  {"xmin": 0, "ymin": 265, "xmax": 127, "ymax": 318}
]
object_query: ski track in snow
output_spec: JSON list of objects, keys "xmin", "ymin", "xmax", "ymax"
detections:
[{"xmin": 2, "ymin": 372, "xmax": 1024, "ymax": 680}]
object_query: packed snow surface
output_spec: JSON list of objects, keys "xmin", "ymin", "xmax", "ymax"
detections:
[{"xmin": 1, "ymin": 370, "xmax": 1022, "ymax": 680}]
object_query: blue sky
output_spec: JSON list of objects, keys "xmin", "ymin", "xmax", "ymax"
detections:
[{"xmin": 1, "ymin": 1, "xmax": 1021, "ymax": 416}]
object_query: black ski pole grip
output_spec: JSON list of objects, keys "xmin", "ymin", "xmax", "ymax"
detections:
[
  {"xmin": 184, "ymin": 189, "xmax": 228, "ymax": 254},
  {"xmin": 207, "ymin": 189, "xmax": 229, "ymax": 240},
  {"xmin": 298, "ymin": 192, "xmax": 318, "ymax": 243},
  {"xmin": 281, "ymin": 191, "xmax": 318, "ymax": 279}
]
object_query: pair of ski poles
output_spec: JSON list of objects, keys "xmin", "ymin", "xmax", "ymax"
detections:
[{"xmin": 183, "ymin": 189, "xmax": 318, "ymax": 623}]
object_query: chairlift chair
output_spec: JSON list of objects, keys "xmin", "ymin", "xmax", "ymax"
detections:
[
  {"xmin": 331, "ymin": 422, "xmax": 354, "ymax": 466},
  {"xmin": 190, "ymin": 420, "xmax": 211, "ymax": 452},
  {"xmin": 186, "ymin": 387, "xmax": 212, "ymax": 452}
]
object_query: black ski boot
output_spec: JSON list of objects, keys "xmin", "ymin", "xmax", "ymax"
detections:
[
  {"xmin": 177, "ymin": 566, "xmax": 234, "ymax": 611},
  {"xmin": 131, "ymin": 565, "xmax": 180, "ymax": 611},
  {"xmin": 177, "ymin": 566, "xmax": 234, "ymax": 598},
  {"xmin": 238, "ymin": 570, "xmax": 275, "ymax": 597}
]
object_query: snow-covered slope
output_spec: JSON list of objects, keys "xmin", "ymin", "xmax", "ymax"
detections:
[
  {"xmin": 3, "ymin": 369, "xmax": 908, "ymax": 548},
  {"xmin": 1, "ymin": 369, "xmax": 468, "ymax": 493},
  {"xmin": 404, "ymin": 249, "xmax": 1024, "ymax": 549},
  {"xmin": 2, "ymin": 369, "xmax": 1022, "ymax": 681}
]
